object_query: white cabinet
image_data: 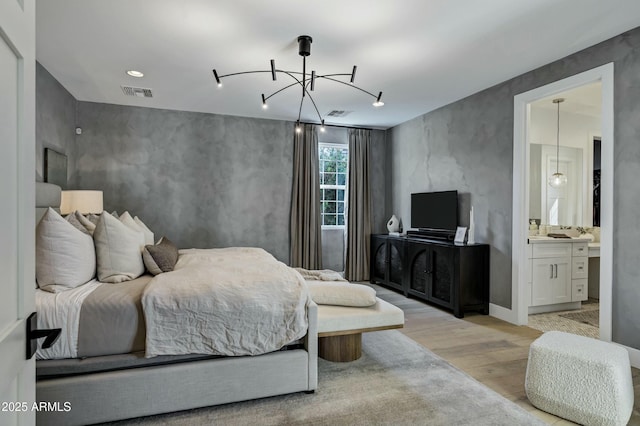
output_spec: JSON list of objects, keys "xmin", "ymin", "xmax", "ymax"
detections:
[
  {"xmin": 531, "ymin": 257, "xmax": 571, "ymax": 306},
  {"xmin": 529, "ymin": 241, "xmax": 588, "ymax": 308}
]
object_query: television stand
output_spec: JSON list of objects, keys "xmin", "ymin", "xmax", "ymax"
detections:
[
  {"xmin": 406, "ymin": 229, "xmax": 456, "ymax": 241},
  {"xmin": 370, "ymin": 234, "xmax": 489, "ymax": 318}
]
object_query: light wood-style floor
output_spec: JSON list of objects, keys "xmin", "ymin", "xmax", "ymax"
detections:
[{"xmin": 368, "ymin": 283, "xmax": 640, "ymax": 425}]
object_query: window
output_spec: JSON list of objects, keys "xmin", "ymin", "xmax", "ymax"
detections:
[{"xmin": 319, "ymin": 143, "xmax": 348, "ymax": 227}]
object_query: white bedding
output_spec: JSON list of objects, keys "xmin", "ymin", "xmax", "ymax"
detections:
[
  {"xmin": 35, "ymin": 279, "xmax": 102, "ymax": 359},
  {"xmin": 143, "ymin": 247, "xmax": 309, "ymax": 357}
]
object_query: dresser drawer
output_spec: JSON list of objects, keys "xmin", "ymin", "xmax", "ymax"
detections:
[
  {"xmin": 532, "ymin": 243, "xmax": 572, "ymax": 259},
  {"xmin": 572, "ymin": 242, "xmax": 588, "ymax": 257},
  {"xmin": 572, "ymin": 257, "xmax": 588, "ymax": 279}
]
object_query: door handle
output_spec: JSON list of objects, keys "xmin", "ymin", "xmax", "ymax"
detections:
[
  {"xmin": 550, "ymin": 265, "xmax": 553, "ymax": 279},
  {"xmin": 554, "ymin": 264, "xmax": 558, "ymax": 278},
  {"xmin": 26, "ymin": 312, "xmax": 61, "ymax": 360}
]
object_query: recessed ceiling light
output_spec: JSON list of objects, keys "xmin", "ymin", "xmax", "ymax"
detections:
[{"xmin": 126, "ymin": 70, "xmax": 144, "ymax": 78}]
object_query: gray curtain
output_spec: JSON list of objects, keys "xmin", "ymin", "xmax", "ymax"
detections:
[
  {"xmin": 345, "ymin": 129, "xmax": 372, "ymax": 281},
  {"xmin": 290, "ymin": 124, "xmax": 322, "ymax": 269}
]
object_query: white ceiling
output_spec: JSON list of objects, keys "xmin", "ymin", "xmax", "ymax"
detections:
[
  {"xmin": 533, "ymin": 82, "xmax": 602, "ymax": 118},
  {"xmin": 36, "ymin": 0, "xmax": 640, "ymax": 129}
]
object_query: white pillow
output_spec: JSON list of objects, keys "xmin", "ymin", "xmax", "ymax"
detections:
[
  {"xmin": 306, "ymin": 281, "xmax": 377, "ymax": 307},
  {"xmin": 134, "ymin": 215, "xmax": 154, "ymax": 246},
  {"xmin": 36, "ymin": 207, "xmax": 96, "ymax": 292},
  {"xmin": 94, "ymin": 211, "xmax": 145, "ymax": 283},
  {"xmin": 118, "ymin": 211, "xmax": 146, "ymax": 251}
]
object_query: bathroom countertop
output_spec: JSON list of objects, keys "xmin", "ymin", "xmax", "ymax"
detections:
[{"xmin": 527, "ymin": 236, "xmax": 592, "ymax": 243}]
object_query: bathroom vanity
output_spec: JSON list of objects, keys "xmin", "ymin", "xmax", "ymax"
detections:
[{"xmin": 527, "ymin": 237, "xmax": 591, "ymax": 314}]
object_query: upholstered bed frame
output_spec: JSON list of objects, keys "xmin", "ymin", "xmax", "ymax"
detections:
[{"xmin": 35, "ymin": 182, "xmax": 318, "ymax": 426}]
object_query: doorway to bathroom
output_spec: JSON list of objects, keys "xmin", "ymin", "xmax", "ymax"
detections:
[{"xmin": 511, "ymin": 63, "xmax": 613, "ymax": 342}]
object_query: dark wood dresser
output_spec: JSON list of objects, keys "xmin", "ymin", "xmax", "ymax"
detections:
[{"xmin": 370, "ymin": 234, "xmax": 490, "ymax": 318}]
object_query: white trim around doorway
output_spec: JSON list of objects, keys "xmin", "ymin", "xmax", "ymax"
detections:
[{"xmin": 499, "ymin": 64, "xmax": 614, "ymax": 345}]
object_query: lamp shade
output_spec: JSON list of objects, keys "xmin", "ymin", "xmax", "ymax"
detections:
[{"xmin": 60, "ymin": 190, "xmax": 104, "ymax": 215}]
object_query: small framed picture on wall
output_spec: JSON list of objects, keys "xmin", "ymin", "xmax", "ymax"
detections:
[{"xmin": 44, "ymin": 148, "xmax": 67, "ymax": 189}]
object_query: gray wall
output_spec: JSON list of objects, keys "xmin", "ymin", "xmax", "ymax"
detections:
[
  {"xmin": 70, "ymin": 102, "xmax": 294, "ymax": 262},
  {"xmin": 388, "ymin": 26, "xmax": 640, "ymax": 349},
  {"xmin": 68, "ymin": 102, "xmax": 387, "ymax": 267},
  {"xmin": 36, "ymin": 62, "xmax": 76, "ymax": 185}
]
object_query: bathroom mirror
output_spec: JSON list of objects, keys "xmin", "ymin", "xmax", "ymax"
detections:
[
  {"xmin": 529, "ymin": 143, "xmax": 585, "ymax": 226},
  {"xmin": 528, "ymin": 84, "xmax": 601, "ymax": 229}
]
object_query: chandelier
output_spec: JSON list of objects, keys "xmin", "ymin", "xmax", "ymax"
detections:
[{"xmin": 212, "ymin": 35, "xmax": 384, "ymax": 132}]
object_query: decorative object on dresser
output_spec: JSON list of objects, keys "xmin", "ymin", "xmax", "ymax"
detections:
[
  {"xmin": 387, "ymin": 214, "xmax": 400, "ymax": 233},
  {"xmin": 454, "ymin": 226, "xmax": 467, "ymax": 244},
  {"xmin": 468, "ymin": 205, "xmax": 475, "ymax": 244},
  {"xmin": 370, "ymin": 234, "xmax": 490, "ymax": 318}
]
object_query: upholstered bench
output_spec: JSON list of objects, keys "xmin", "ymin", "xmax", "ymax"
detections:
[
  {"xmin": 317, "ymin": 298, "xmax": 404, "ymax": 362},
  {"xmin": 297, "ymin": 270, "xmax": 405, "ymax": 362},
  {"xmin": 525, "ymin": 331, "xmax": 634, "ymax": 426}
]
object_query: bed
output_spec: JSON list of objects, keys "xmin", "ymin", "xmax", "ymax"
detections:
[{"xmin": 34, "ymin": 182, "xmax": 318, "ymax": 426}]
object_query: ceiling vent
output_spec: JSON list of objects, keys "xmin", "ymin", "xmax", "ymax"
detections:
[
  {"xmin": 121, "ymin": 86, "xmax": 153, "ymax": 98},
  {"xmin": 326, "ymin": 110, "xmax": 351, "ymax": 117}
]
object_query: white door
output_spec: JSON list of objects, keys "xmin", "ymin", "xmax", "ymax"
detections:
[{"xmin": 0, "ymin": 0, "xmax": 36, "ymax": 425}]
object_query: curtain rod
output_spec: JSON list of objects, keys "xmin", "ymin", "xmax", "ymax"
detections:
[{"xmin": 298, "ymin": 121, "xmax": 379, "ymax": 132}]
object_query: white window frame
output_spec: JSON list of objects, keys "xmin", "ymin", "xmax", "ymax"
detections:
[{"xmin": 319, "ymin": 142, "xmax": 348, "ymax": 229}]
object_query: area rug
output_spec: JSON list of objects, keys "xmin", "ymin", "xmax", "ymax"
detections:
[
  {"xmin": 560, "ymin": 309, "xmax": 599, "ymax": 327},
  {"xmin": 528, "ymin": 302, "xmax": 599, "ymax": 339},
  {"xmin": 105, "ymin": 330, "xmax": 544, "ymax": 425}
]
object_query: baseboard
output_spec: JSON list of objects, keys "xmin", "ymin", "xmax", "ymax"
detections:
[
  {"xmin": 616, "ymin": 343, "xmax": 640, "ymax": 369},
  {"xmin": 492, "ymin": 303, "xmax": 640, "ymax": 368},
  {"xmin": 489, "ymin": 303, "xmax": 517, "ymax": 324}
]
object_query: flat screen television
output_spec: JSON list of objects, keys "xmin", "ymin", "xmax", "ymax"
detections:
[{"xmin": 411, "ymin": 190, "xmax": 458, "ymax": 231}]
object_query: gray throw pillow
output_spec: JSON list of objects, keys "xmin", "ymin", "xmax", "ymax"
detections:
[
  {"xmin": 66, "ymin": 212, "xmax": 92, "ymax": 236},
  {"xmin": 142, "ymin": 237, "xmax": 178, "ymax": 275}
]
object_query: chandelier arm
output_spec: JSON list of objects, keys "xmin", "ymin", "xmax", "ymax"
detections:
[
  {"xmin": 316, "ymin": 75, "xmax": 379, "ymax": 98},
  {"xmin": 263, "ymin": 70, "xmax": 307, "ymax": 101},
  {"xmin": 263, "ymin": 80, "xmax": 301, "ymax": 101},
  {"xmin": 319, "ymin": 73, "xmax": 353, "ymax": 78},
  {"xmin": 217, "ymin": 70, "xmax": 273, "ymax": 79},
  {"xmin": 303, "ymin": 81, "xmax": 324, "ymax": 123},
  {"xmin": 275, "ymin": 71, "xmax": 323, "ymax": 123},
  {"xmin": 279, "ymin": 72, "xmax": 379, "ymax": 98}
]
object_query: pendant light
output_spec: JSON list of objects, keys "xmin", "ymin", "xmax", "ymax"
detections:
[{"xmin": 548, "ymin": 98, "xmax": 567, "ymax": 188}]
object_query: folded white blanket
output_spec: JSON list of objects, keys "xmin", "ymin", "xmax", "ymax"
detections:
[
  {"xmin": 306, "ymin": 281, "xmax": 377, "ymax": 307},
  {"xmin": 143, "ymin": 247, "xmax": 309, "ymax": 357},
  {"xmin": 295, "ymin": 267, "xmax": 346, "ymax": 282}
]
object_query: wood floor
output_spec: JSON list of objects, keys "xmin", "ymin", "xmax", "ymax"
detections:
[{"xmin": 368, "ymin": 283, "xmax": 640, "ymax": 425}]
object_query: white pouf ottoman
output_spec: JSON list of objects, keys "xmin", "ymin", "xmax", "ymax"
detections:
[{"xmin": 525, "ymin": 331, "xmax": 634, "ymax": 426}]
